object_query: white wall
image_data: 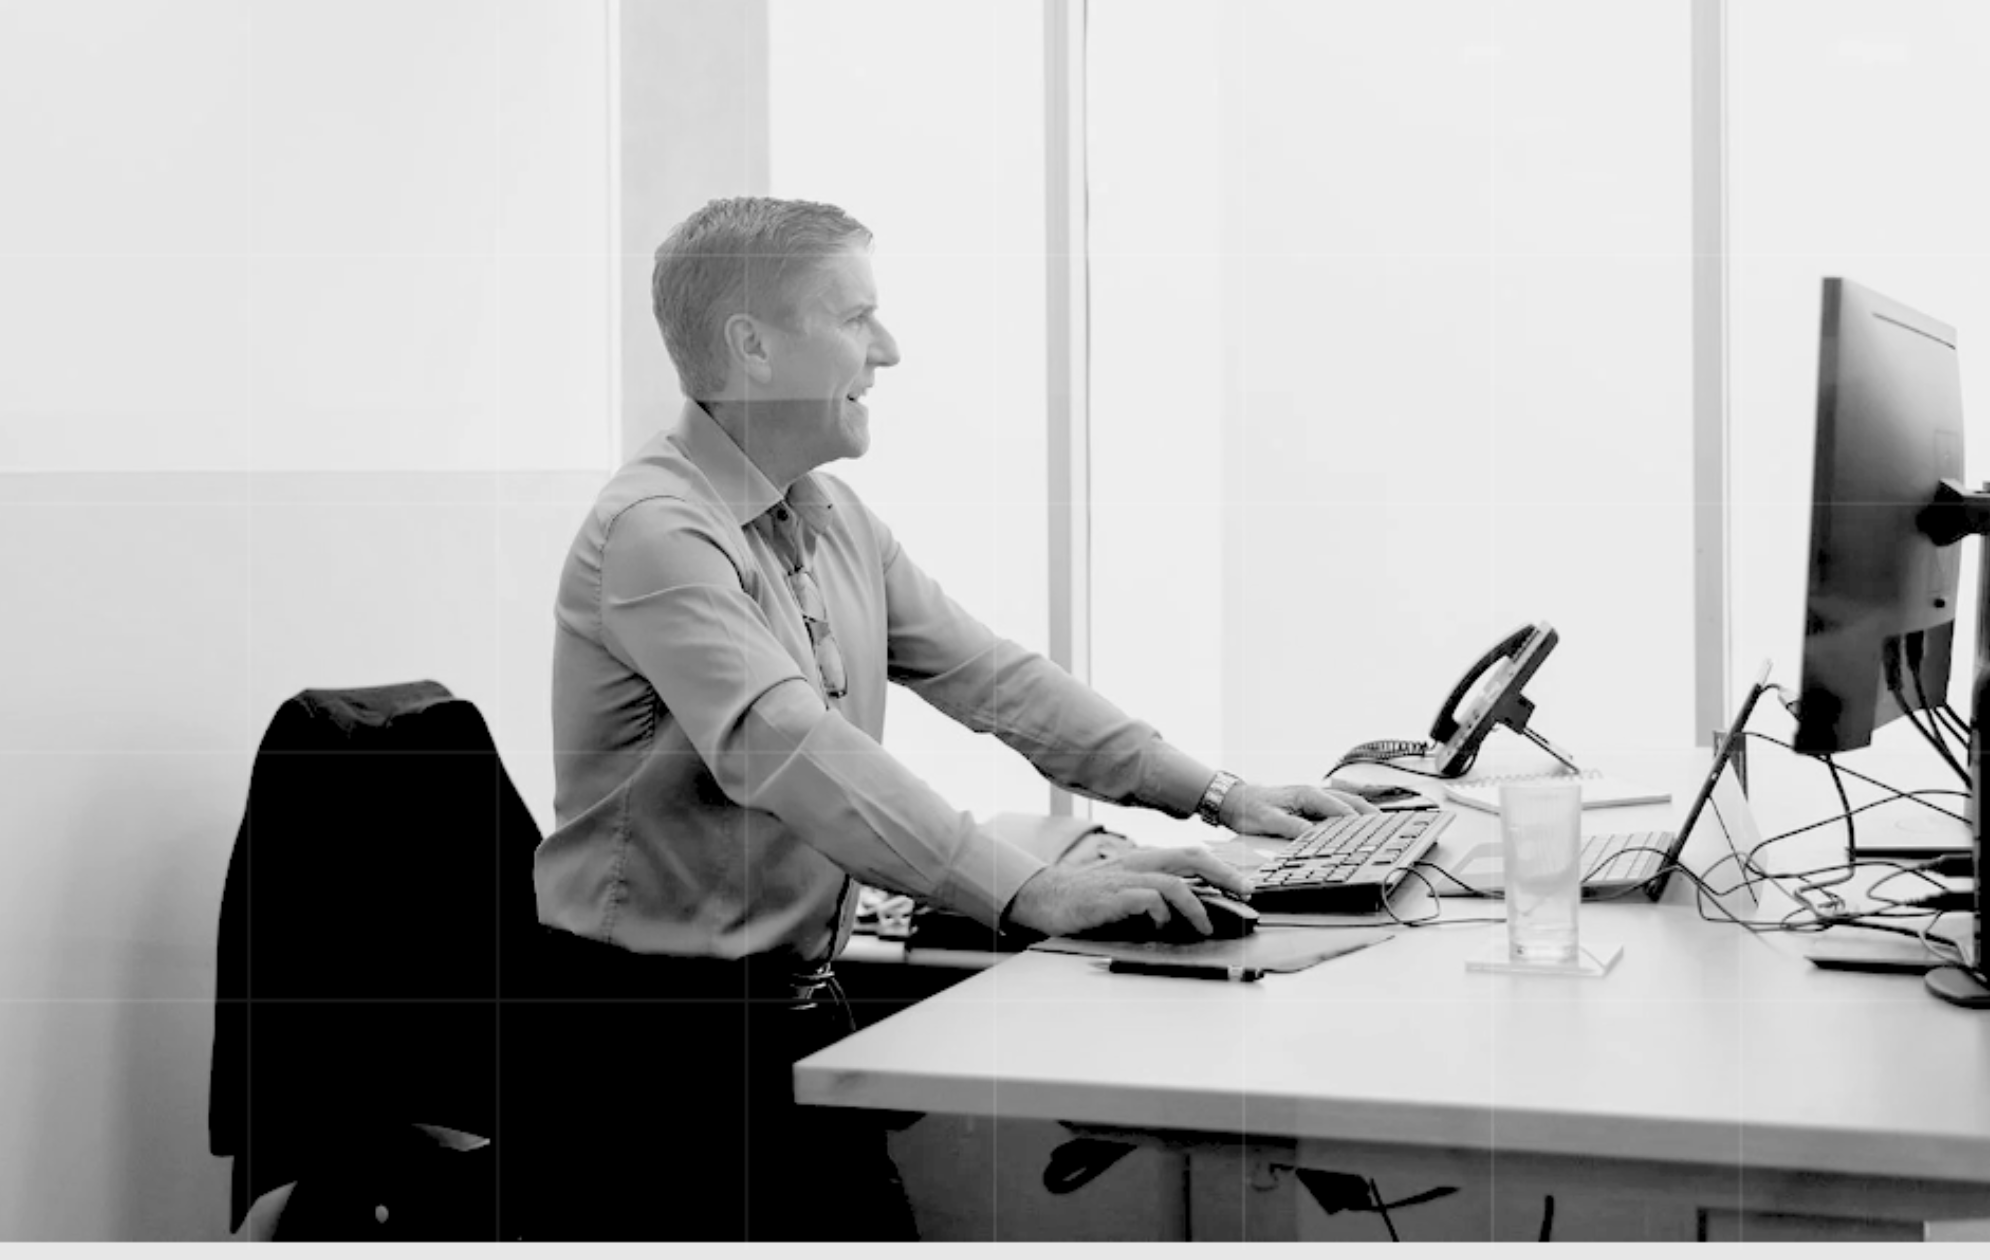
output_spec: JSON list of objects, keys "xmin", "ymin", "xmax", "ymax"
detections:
[
  {"xmin": 0, "ymin": 0, "xmax": 613, "ymax": 1239},
  {"xmin": 619, "ymin": 0, "xmax": 770, "ymax": 453}
]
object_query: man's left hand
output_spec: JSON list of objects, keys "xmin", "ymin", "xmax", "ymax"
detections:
[{"xmin": 1218, "ymin": 781, "xmax": 1377, "ymax": 839}]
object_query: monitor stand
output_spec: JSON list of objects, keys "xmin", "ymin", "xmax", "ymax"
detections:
[
  {"xmin": 1917, "ymin": 478, "xmax": 1990, "ymax": 1008},
  {"xmin": 1930, "ymin": 637, "xmax": 1990, "ymax": 1004},
  {"xmin": 1927, "ymin": 965, "xmax": 1990, "ymax": 1007}
]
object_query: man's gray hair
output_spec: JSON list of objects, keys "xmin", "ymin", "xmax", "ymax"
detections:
[{"xmin": 652, "ymin": 196, "xmax": 873, "ymax": 400}]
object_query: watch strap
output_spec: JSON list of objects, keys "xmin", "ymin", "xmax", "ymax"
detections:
[{"xmin": 1196, "ymin": 770, "xmax": 1243, "ymax": 828}]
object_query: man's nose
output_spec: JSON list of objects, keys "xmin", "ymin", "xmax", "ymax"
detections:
[{"xmin": 870, "ymin": 322, "xmax": 901, "ymax": 368}]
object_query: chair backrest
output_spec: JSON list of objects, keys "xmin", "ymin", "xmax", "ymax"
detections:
[{"xmin": 208, "ymin": 682, "xmax": 545, "ymax": 1233}]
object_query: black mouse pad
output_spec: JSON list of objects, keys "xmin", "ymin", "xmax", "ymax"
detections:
[{"xmin": 1031, "ymin": 926, "xmax": 1394, "ymax": 973}]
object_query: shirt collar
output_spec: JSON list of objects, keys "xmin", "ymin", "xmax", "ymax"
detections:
[{"xmin": 672, "ymin": 401, "xmax": 837, "ymax": 536}]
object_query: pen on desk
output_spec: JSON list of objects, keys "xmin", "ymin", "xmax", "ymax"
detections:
[{"xmin": 1107, "ymin": 959, "xmax": 1265, "ymax": 983}]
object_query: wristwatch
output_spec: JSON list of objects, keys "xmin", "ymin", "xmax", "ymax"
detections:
[{"xmin": 1196, "ymin": 770, "xmax": 1243, "ymax": 828}]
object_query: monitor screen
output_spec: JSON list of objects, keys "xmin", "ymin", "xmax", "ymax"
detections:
[{"xmin": 1795, "ymin": 278, "xmax": 1965, "ymax": 754}]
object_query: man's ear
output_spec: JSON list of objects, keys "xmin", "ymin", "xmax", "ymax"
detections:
[{"xmin": 723, "ymin": 313, "xmax": 776, "ymax": 386}]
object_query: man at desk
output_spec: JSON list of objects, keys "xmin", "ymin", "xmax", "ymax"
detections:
[{"xmin": 534, "ymin": 195, "xmax": 1371, "ymax": 1241}]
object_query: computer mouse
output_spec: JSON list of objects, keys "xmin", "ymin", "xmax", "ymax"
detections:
[
  {"xmin": 1192, "ymin": 892, "xmax": 1260, "ymax": 940},
  {"xmin": 1082, "ymin": 889, "xmax": 1259, "ymax": 944}
]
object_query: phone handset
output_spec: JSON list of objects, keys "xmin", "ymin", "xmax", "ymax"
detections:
[
  {"xmin": 1428, "ymin": 625, "xmax": 1538, "ymax": 748},
  {"xmin": 1329, "ymin": 621, "xmax": 1579, "ymax": 779},
  {"xmin": 1427, "ymin": 621, "xmax": 1579, "ymax": 778}
]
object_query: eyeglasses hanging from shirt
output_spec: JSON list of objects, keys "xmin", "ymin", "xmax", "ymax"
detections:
[{"xmin": 757, "ymin": 502, "xmax": 847, "ymax": 701}]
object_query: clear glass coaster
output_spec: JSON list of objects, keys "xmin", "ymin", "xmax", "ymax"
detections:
[{"xmin": 1465, "ymin": 941, "xmax": 1624, "ymax": 978}]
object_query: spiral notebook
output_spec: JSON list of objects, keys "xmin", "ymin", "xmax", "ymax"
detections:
[{"xmin": 1441, "ymin": 769, "xmax": 1670, "ymax": 814}]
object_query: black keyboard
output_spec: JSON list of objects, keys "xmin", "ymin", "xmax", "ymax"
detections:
[{"xmin": 1245, "ymin": 811, "xmax": 1453, "ymax": 913}]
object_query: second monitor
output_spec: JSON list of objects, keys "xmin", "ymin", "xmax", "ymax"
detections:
[{"xmin": 1795, "ymin": 276, "xmax": 1964, "ymax": 756}]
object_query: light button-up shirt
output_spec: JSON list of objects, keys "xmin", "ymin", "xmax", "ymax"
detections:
[{"xmin": 539, "ymin": 402, "xmax": 1216, "ymax": 964}]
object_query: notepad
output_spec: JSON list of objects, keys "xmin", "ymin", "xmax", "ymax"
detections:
[{"xmin": 1441, "ymin": 769, "xmax": 1670, "ymax": 814}]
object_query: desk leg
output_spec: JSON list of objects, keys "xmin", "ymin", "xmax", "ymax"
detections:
[{"xmin": 1182, "ymin": 1142, "xmax": 1301, "ymax": 1242}]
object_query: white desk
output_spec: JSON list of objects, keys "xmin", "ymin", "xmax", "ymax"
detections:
[{"xmin": 799, "ymin": 748, "xmax": 1990, "ymax": 1241}]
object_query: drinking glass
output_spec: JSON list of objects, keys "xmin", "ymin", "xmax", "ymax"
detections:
[{"xmin": 1499, "ymin": 781, "xmax": 1582, "ymax": 966}]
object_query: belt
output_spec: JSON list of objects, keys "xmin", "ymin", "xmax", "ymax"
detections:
[
  {"xmin": 651, "ymin": 956, "xmax": 839, "ymax": 1008},
  {"xmin": 542, "ymin": 929, "xmax": 842, "ymax": 1011},
  {"xmin": 784, "ymin": 962, "xmax": 837, "ymax": 1008}
]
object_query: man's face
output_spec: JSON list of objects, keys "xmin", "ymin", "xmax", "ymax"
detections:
[{"xmin": 753, "ymin": 246, "xmax": 900, "ymax": 467}]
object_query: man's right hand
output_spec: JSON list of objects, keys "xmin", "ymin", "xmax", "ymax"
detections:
[{"xmin": 1002, "ymin": 846, "xmax": 1250, "ymax": 939}]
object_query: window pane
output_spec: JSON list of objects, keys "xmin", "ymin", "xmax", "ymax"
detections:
[
  {"xmin": 767, "ymin": 0, "xmax": 1049, "ymax": 817},
  {"xmin": 1089, "ymin": 0, "xmax": 1692, "ymax": 833}
]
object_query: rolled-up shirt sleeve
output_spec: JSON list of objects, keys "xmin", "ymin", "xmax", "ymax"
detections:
[
  {"xmin": 597, "ymin": 497, "xmax": 1044, "ymax": 927},
  {"xmin": 866, "ymin": 506, "xmax": 1216, "ymax": 818}
]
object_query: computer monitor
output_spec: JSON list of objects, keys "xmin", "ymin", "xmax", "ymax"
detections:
[
  {"xmin": 1794, "ymin": 278, "xmax": 1964, "ymax": 755},
  {"xmin": 1795, "ymin": 277, "xmax": 1985, "ymax": 1008}
]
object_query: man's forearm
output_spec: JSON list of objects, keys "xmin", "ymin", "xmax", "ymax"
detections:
[
  {"xmin": 717, "ymin": 683, "xmax": 1047, "ymax": 928},
  {"xmin": 903, "ymin": 639, "xmax": 1216, "ymax": 817}
]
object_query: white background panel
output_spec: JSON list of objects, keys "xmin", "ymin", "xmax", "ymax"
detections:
[{"xmin": 0, "ymin": 503, "xmax": 252, "ymax": 754}]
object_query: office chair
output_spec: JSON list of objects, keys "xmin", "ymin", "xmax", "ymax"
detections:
[{"xmin": 208, "ymin": 682, "xmax": 547, "ymax": 1240}]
